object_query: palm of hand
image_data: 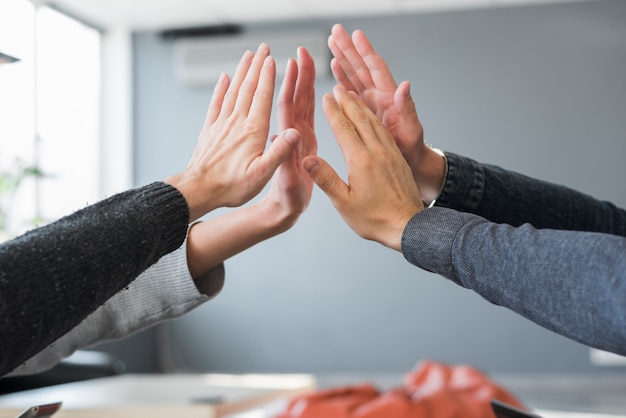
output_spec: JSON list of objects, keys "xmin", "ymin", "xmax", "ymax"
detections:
[
  {"xmin": 362, "ymin": 85, "xmax": 424, "ymax": 171},
  {"xmin": 272, "ymin": 121, "xmax": 316, "ymax": 218},
  {"xmin": 267, "ymin": 49, "xmax": 317, "ymax": 226}
]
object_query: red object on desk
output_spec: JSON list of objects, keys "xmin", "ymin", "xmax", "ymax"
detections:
[{"xmin": 276, "ymin": 361, "xmax": 527, "ymax": 418}]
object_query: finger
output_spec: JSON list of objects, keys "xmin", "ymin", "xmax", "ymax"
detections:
[
  {"xmin": 204, "ymin": 72, "xmax": 230, "ymax": 125},
  {"xmin": 303, "ymin": 155, "xmax": 349, "ymax": 207},
  {"xmin": 322, "ymin": 92, "xmax": 364, "ymax": 161},
  {"xmin": 219, "ymin": 49, "xmax": 254, "ymax": 117},
  {"xmin": 250, "ymin": 128, "xmax": 301, "ymax": 181},
  {"xmin": 328, "ymin": 31, "xmax": 365, "ymax": 92},
  {"xmin": 347, "ymin": 90, "xmax": 396, "ymax": 149},
  {"xmin": 332, "ymin": 85, "xmax": 381, "ymax": 150},
  {"xmin": 246, "ymin": 55, "xmax": 276, "ymax": 127},
  {"xmin": 329, "ymin": 24, "xmax": 372, "ymax": 92},
  {"xmin": 234, "ymin": 44, "xmax": 273, "ymax": 116},
  {"xmin": 277, "ymin": 57, "xmax": 298, "ymax": 131},
  {"xmin": 352, "ymin": 29, "xmax": 398, "ymax": 92},
  {"xmin": 330, "ymin": 58, "xmax": 357, "ymax": 92},
  {"xmin": 294, "ymin": 47, "xmax": 316, "ymax": 127}
]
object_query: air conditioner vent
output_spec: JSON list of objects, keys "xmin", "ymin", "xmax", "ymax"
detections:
[{"xmin": 172, "ymin": 31, "xmax": 329, "ymax": 87}]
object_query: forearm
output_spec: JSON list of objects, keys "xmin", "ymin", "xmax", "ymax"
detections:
[
  {"xmin": 402, "ymin": 207, "xmax": 626, "ymax": 355},
  {"xmin": 9, "ymin": 243, "xmax": 224, "ymax": 377},
  {"xmin": 186, "ymin": 198, "xmax": 294, "ymax": 279},
  {"xmin": 0, "ymin": 182, "xmax": 189, "ymax": 377},
  {"xmin": 436, "ymin": 152, "xmax": 626, "ymax": 236}
]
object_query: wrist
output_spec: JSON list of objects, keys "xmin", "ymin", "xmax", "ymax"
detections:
[
  {"xmin": 383, "ymin": 203, "xmax": 424, "ymax": 252},
  {"xmin": 255, "ymin": 196, "xmax": 300, "ymax": 236},
  {"xmin": 413, "ymin": 145, "xmax": 447, "ymax": 206},
  {"xmin": 164, "ymin": 173, "xmax": 216, "ymax": 222}
]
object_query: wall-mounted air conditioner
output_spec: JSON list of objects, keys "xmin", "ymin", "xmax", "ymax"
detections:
[{"xmin": 172, "ymin": 30, "xmax": 329, "ymax": 87}]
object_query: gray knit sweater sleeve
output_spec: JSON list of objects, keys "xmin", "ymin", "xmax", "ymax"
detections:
[
  {"xmin": 8, "ymin": 245, "xmax": 225, "ymax": 377},
  {"xmin": 402, "ymin": 207, "xmax": 626, "ymax": 356},
  {"xmin": 0, "ymin": 182, "xmax": 189, "ymax": 376}
]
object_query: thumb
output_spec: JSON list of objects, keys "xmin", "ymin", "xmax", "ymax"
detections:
[
  {"xmin": 303, "ymin": 155, "xmax": 347, "ymax": 202},
  {"xmin": 262, "ymin": 128, "xmax": 300, "ymax": 170},
  {"xmin": 394, "ymin": 81, "xmax": 418, "ymax": 119}
]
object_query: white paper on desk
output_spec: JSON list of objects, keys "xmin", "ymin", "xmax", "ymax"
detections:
[
  {"xmin": 537, "ymin": 410, "xmax": 626, "ymax": 418},
  {"xmin": 0, "ymin": 373, "xmax": 316, "ymax": 418}
]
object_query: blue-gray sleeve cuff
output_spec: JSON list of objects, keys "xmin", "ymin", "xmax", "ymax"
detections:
[{"xmin": 401, "ymin": 207, "xmax": 476, "ymax": 286}]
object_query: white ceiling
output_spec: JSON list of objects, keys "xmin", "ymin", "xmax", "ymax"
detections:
[{"xmin": 47, "ymin": 0, "xmax": 600, "ymax": 31}]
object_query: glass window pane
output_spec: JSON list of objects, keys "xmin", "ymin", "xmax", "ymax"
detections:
[
  {"xmin": 0, "ymin": 0, "xmax": 36, "ymax": 238},
  {"xmin": 0, "ymin": 1, "xmax": 101, "ymax": 238},
  {"xmin": 37, "ymin": 6, "xmax": 101, "ymax": 223}
]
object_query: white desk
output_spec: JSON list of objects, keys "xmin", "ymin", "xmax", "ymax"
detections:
[
  {"xmin": 0, "ymin": 372, "xmax": 624, "ymax": 418},
  {"xmin": 0, "ymin": 373, "xmax": 316, "ymax": 418}
]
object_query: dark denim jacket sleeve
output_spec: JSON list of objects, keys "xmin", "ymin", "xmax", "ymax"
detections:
[{"xmin": 436, "ymin": 152, "xmax": 626, "ymax": 236}]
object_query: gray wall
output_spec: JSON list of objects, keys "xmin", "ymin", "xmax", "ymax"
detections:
[{"xmin": 120, "ymin": 0, "xmax": 626, "ymax": 374}]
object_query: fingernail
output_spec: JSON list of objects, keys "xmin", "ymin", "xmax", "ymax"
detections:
[
  {"xmin": 303, "ymin": 158, "xmax": 319, "ymax": 175},
  {"xmin": 264, "ymin": 55, "xmax": 274, "ymax": 66},
  {"xmin": 333, "ymin": 84, "xmax": 347, "ymax": 95},
  {"xmin": 241, "ymin": 50, "xmax": 253, "ymax": 62},
  {"xmin": 257, "ymin": 43, "xmax": 268, "ymax": 53},
  {"xmin": 284, "ymin": 129, "xmax": 300, "ymax": 143}
]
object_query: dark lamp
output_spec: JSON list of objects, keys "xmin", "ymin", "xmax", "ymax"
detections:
[{"xmin": 0, "ymin": 51, "xmax": 19, "ymax": 65}]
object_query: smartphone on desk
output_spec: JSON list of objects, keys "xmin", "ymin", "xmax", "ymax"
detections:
[
  {"xmin": 15, "ymin": 402, "xmax": 61, "ymax": 418},
  {"xmin": 491, "ymin": 400, "xmax": 543, "ymax": 418}
]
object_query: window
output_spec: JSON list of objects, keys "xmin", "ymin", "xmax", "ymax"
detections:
[{"xmin": 0, "ymin": 0, "xmax": 101, "ymax": 238}]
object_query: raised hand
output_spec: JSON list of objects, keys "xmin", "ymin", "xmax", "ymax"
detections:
[
  {"xmin": 328, "ymin": 24, "xmax": 444, "ymax": 204},
  {"xmin": 185, "ymin": 47, "xmax": 318, "ymax": 279},
  {"xmin": 165, "ymin": 44, "xmax": 301, "ymax": 221},
  {"xmin": 262, "ymin": 46, "xmax": 318, "ymax": 232},
  {"xmin": 303, "ymin": 85, "xmax": 424, "ymax": 251},
  {"xmin": 328, "ymin": 25, "xmax": 422, "ymax": 164}
]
